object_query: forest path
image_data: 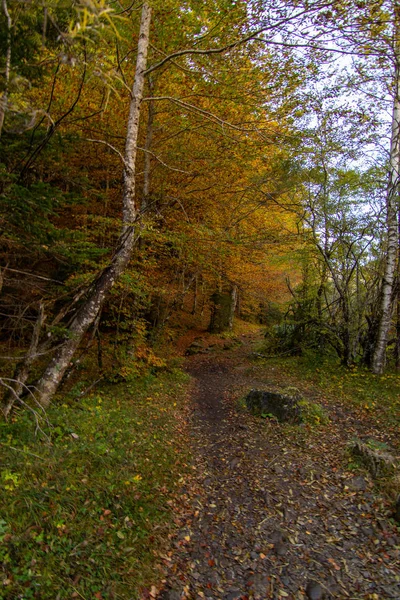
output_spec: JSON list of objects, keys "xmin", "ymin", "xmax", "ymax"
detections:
[{"xmin": 156, "ymin": 334, "xmax": 400, "ymax": 600}]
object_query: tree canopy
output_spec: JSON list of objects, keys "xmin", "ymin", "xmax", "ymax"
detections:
[{"xmin": 1, "ymin": 0, "xmax": 400, "ymax": 413}]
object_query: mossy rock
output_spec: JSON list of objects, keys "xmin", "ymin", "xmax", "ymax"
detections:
[
  {"xmin": 349, "ymin": 439, "xmax": 399, "ymax": 479},
  {"xmin": 245, "ymin": 389, "xmax": 302, "ymax": 424},
  {"xmin": 246, "ymin": 387, "xmax": 328, "ymax": 427}
]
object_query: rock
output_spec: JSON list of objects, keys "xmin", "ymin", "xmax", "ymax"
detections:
[
  {"xmin": 274, "ymin": 540, "xmax": 289, "ymax": 556},
  {"xmin": 224, "ymin": 590, "xmax": 242, "ymax": 600},
  {"xmin": 185, "ymin": 341, "xmax": 206, "ymax": 355},
  {"xmin": 273, "ymin": 464, "xmax": 284, "ymax": 475},
  {"xmin": 245, "ymin": 389, "xmax": 302, "ymax": 423},
  {"xmin": 158, "ymin": 589, "xmax": 182, "ymax": 600},
  {"xmin": 349, "ymin": 440, "xmax": 398, "ymax": 478},
  {"xmin": 269, "ymin": 529, "xmax": 287, "ymax": 544},
  {"xmin": 305, "ymin": 581, "xmax": 323, "ymax": 600},
  {"xmin": 348, "ymin": 475, "xmax": 368, "ymax": 491},
  {"xmin": 395, "ymin": 496, "xmax": 400, "ymax": 523}
]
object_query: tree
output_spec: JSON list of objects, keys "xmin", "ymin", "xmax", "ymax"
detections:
[
  {"xmin": 371, "ymin": 2, "xmax": 400, "ymax": 372},
  {"xmin": 32, "ymin": 2, "xmax": 152, "ymax": 408},
  {"xmin": 1, "ymin": 1, "xmax": 152, "ymax": 415}
]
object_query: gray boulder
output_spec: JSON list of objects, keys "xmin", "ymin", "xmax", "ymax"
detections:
[{"xmin": 245, "ymin": 389, "xmax": 302, "ymax": 424}]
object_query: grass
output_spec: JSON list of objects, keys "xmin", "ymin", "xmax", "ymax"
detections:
[
  {"xmin": 265, "ymin": 352, "xmax": 400, "ymax": 436},
  {"xmin": 0, "ymin": 369, "xmax": 190, "ymax": 599}
]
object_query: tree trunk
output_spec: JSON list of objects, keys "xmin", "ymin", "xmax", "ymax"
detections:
[
  {"xmin": 35, "ymin": 3, "xmax": 152, "ymax": 408},
  {"xmin": 142, "ymin": 77, "xmax": 154, "ymax": 212},
  {"xmin": 372, "ymin": 48, "xmax": 400, "ymax": 374},
  {"xmin": 2, "ymin": 304, "xmax": 45, "ymax": 419},
  {"xmin": 0, "ymin": 0, "xmax": 12, "ymax": 137},
  {"xmin": 228, "ymin": 285, "xmax": 238, "ymax": 330}
]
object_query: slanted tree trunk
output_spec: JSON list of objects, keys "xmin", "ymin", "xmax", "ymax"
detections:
[
  {"xmin": 372, "ymin": 36, "xmax": 400, "ymax": 374},
  {"xmin": 34, "ymin": 3, "xmax": 152, "ymax": 408}
]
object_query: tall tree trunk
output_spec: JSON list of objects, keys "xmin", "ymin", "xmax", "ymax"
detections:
[
  {"xmin": 372, "ymin": 36, "xmax": 400, "ymax": 374},
  {"xmin": 394, "ymin": 211, "xmax": 400, "ymax": 370},
  {"xmin": 142, "ymin": 77, "xmax": 154, "ymax": 212},
  {"xmin": 0, "ymin": 0, "xmax": 12, "ymax": 137},
  {"xmin": 34, "ymin": 3, "xmax": 152, "ymax": 408},
  {"xmin": 228, "ymin": 284, "xmax": 238, "ymax": 330}
]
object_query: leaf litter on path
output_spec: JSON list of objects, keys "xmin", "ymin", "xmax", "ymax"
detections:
[{"xmin": 155, "ymin": 337, "xmax": 400, "ymax": 600}]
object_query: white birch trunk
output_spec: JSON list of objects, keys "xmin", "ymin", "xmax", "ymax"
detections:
[
  {"xmin": 35, "ymin": 3, "xmax": 152, "ymax": 407},
  {"xmin": 228, "ymin": 285, "xmax": 238, "ymax": 330},
  {"xmin": 0, "ymin": 0, "xmax": 12, "ymax": 137},
  {"xmin": 142, "ymin": 77, "xmax": 154, "ymax": 211},
  {"xmin": 372, "ymin": 42, "xmax": 400, "ymax": 374}
]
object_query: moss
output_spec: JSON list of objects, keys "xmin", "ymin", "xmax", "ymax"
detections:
[{"xmin": 298, "ymin": 399, "xmax": 330, "ymax": 426}]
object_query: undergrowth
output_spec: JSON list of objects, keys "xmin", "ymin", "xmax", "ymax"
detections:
[
  {"xmin": 0, "ymin": 370, "xmax": 190, "ymax": 599},
  {"xmin": 266, "ymin": 352, "xmax": 400, "ymax": 437}
]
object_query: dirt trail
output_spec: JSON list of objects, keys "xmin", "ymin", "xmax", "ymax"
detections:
[{"xmin": 157, "ymin": 336, "xmax": 400, "ymax": 600}]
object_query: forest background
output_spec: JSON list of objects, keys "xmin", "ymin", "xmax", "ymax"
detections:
[
  {"xmin": 1, "ymin": 0, "xmax": 400, "ymax": 597},
  {"xmin": 1, "ymin": 0, "xmax": 400, "ymax": 406}
]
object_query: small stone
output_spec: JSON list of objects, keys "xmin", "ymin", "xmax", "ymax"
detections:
[
  {"xmin": 274, "ymin": 541, "xmax": 289, "ymax": 556},
  {"xmin": 270, "ymin": 529, "xmax": 286, "ymax": 544},
  {"xmin": 395, "ymin": 496, "xmax": 400, "ymax": 522},
  {"xmin": 305, "ymin": 581, "xmax": 323, "ymax": 600},
  {"xmin": 158, "ymin": 589, "xmax": 182, "ymax": 600},
  {"xmin": 224, "ymin": 591, "xmax": 242, "ymax": 600},
  {"xmin": 348, "ymin": 476, "xmax": 368, "ymax": 491}
]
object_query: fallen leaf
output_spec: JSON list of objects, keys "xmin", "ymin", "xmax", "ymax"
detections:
[{"xmin": 328, "ymin": 557, "xmax": 341, "ymax": 570}]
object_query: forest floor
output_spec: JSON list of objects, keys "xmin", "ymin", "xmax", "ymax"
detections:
[{"xmin": 153, "ymin": 331, "xmax": 400, "ymax": 600}]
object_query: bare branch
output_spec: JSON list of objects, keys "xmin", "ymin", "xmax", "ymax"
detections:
[
  {"xmin": 144, "ymin": 5, "xmax": 325, "ymax": 76},
  {"xmin": 86, "ymin": 138, "xmax": 128, "ymax": 167},
  {"xmin": 137, "ymin": 145, "xmax": 192, "ymax": 174},
  {"xmin": 5, "ymin": 267, "xmax": 64, "ymax": 284}
]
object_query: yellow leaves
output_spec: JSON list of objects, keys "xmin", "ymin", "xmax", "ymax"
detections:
[
  {"xmin": 124, "ymin": 474, "xmax": 142, "ymax": 485},
  {"xmin": 68, "ymin": 0, "xmax": 125, "ymax": 41}
]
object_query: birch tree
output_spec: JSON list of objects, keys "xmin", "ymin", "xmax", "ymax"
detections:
[
  {"xmin": 2, "ymin": 2, "xmax": 152, "ymax": 413},
  {"xmin": 372, "ymin": 3, "xmax": 400, "ymax": 373}
]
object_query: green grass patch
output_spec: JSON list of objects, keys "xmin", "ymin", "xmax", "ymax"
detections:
[
  {"xmin": 265, "ymin": 353, "xmax": 400, "ymax": 435},
  {"xmin": 0, "ymin": 370, "xmax": 190, "ymax": 599}
]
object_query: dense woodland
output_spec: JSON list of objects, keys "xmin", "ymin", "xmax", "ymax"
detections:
[
  {"xmin": 1, "ymin": 0, "xmax": 400, "ymax": 415},
  {"xmin": 3, "ymin": 3, "xmax": 400, "ymax": 600}
]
